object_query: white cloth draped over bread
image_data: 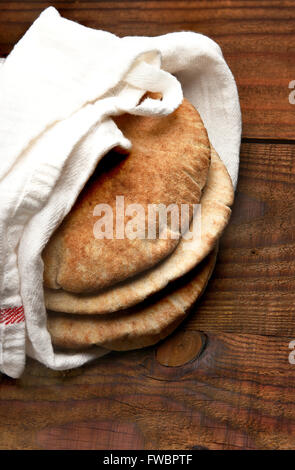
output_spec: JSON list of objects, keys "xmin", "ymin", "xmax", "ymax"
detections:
[{"xmin": 0, "ymin": 7, "xmax": 241, "ymax": 378}]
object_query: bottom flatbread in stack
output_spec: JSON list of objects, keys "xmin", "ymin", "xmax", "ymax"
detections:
[{"xmin": 47, "ymin": 247, "xmax": 217, "ymax": 351}]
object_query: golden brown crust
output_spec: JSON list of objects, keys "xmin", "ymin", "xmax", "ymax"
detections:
[{"xmin": 42, "ymin": 98, "xmax": 211, "ymax": 293}]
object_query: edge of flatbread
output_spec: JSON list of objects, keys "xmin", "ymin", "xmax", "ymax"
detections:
[{"xmin": 47, "ymin": 247, "xmax": 217, "ymax": 351}]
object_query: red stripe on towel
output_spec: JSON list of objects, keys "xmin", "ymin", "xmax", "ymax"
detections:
[{"xmin": 0, "ymin": 306, "xmax": 25, "ymax": 325}]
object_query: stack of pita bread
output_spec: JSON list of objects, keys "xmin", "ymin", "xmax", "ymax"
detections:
[{"xmin": 43, "ymin": 96, "xmax": 234, "ymax": 352}]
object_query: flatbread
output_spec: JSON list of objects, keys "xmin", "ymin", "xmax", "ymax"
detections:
[
  {"xmin": 43, "ymin": 98, "xmax": 211, "ymax": 293},
  {"xmin": 45, "ymin": 148, "xmax": 233, "ymax": 314},
  {"xmin": 47, "ymin": 247, "xmax": 217, "ymax": 351}
]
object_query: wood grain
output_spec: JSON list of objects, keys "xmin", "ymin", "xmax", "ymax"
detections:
[
  {"xmin": 0, "ymin": 1, "xmax": 295, "ymax": 138},
  {"xmin": 1, "ymin": 332, "xmax": 295, "ymax": 450},
  {"xmin": 187, "ymin": 141, "xmax": 295, "ymax": 337}
]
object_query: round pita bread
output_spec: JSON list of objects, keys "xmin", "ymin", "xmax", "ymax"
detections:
[
  {"xmin": 47, "ymin": 247, "xmax": 217, "ymax": 351},
  {"xmin": 45, "ymin": 148, "xmax": 233, "ymax": 314},
  {"xmin": 43, "ymin": 98, "xmax": 210, "ymax": 293}
]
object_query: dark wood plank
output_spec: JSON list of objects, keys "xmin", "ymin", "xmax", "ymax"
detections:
[
  {"xmin": 187, "ymin": 141, "xmax": 295, "ymax": 336},
  {"xmin": 1, "ymin": 331, "xmax": 295, "ymax": 450},
  {"xmin": 0, "ymin": 1, "xmax": 294, "ymax": 138}
]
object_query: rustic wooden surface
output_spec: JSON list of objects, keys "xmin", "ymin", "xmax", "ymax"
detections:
[{"xmin": 1, "ymin": 0, "xmax": 295, "ymax": 450}]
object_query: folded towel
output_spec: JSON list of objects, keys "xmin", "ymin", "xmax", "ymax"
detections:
[{"xmin": 0, "ymin": 7, "xmax": 241, "ymax": 378}]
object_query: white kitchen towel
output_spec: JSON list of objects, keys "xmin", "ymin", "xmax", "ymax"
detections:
[{"xmin": 0, "ymin": 6, "xmax": 241, "ymax": 378}]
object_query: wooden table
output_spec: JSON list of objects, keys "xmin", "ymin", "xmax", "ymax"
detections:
[{"xmin": 1, "ymin": 1, "xmax": 295, "ymax": 450}]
